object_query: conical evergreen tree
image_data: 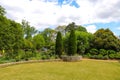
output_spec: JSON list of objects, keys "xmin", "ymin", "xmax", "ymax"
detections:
[
  {"xmin": 55, "ymin": 31, "xmax": 63, "ymax": 57},
  {"xmin": 68, "ymin": 30, "xmax": 77, "ymax": 56}
]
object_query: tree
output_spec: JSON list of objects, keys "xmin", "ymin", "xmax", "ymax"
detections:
[
  {"xmin": 33, "ymin": 34, "xmax": 45, "ymax": 51},
  {"xmin": 75, "ymin": 31, "xmax": 94, "ymax": 55},
  {"xmin": 41, "ymin": 28, "xmax": 56, "ymax": 46},
  {"xmin": 55, "ymin": 25, "xmax": 66, "ymax": 36},
  {"xmin": 0, "ymin": 5, "xmax": 6, "ymax": 16},
  {"xmin": 21, "ymin": 19, "xmax": 37, "ymax": 40},
  {"xmin": 0, "ymin": 16, "xmax": 23, "ymax": 58},
  {"xmin": 65, "ymin": 22, "xmax": 87, "ymax": 33},
  {"xmin": 68, "ymin": 30, "xmax": 77, "ymax": 56},
  {"xmin": 65, "ymin": 22, "xmax": 76, "ymax": 33},
  {"xmin": 93, "ymin": 28, "xmax": 120, "ymax": 51},
  {"xmin": 76, "ymin": 25, "xmax": 87, "ymax": 32},
  {"xmin": 55, "ymin": 31, "xmax": 63, "ymax": 57}
]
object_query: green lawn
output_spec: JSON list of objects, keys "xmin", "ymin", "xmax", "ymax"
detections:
[{"xmin": 0, "ymin": 60, "xmax": 120, "ymax": 80}]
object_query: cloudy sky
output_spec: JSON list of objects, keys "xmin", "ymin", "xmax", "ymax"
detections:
[{"xmin": 0, "ymin": 0, "xmax": 120, "ymax": 35}]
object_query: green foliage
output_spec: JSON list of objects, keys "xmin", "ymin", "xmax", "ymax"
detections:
[
  {"xmin": 93, "ymin": 28, "xmax": 120, "ymax": 51},
  {"xmin": 89, "ymin": 48, "xmax": 98, "ymax": 55},
  {"xmin": 63, "ymin": 33, "xmax": 70, "ymax": 54},
  {"xmin": 99, "ymin": 49, "xmax": 107, "ymax": 56},
  {"xmin": 65, "ymin": 22, "xmax": 76, "ymax": 32},
  {"xmin": 22, "ymin": 19, "xmax": 37, "ymax": 40},
  {"xmin": 41, "ymin": 28, "xmax": 56, "ymax": 45},
  {"xmin": 76, "ymin": 25, "xmax": 87, "ymax": 32},
  {"xmin": 0, "ymin": 16, "xmax": 23, "ymax": 50},
  {"xmin": 1, "ymin": 6, "xmax": 120, "ymax": 63},
  {"xmin": 55, "ymin": 31, "xmax": 63, "ymax": 57},
  {"xmin": 23, "ymin": 39, "xmax": 34, "ymax": 50},
  {"xmin": 75, "ymin": 31, "xmax": 94, "ymax": 55},
  {"xmin": 33, "ymin": 34, "xmax": 45, "ymax": 50},
  {"xmin": 55, "ymin": 25, "xmax": 66, "ymax": 36},
  {"xmin": 68, "ymin": 30, "xmax": 77, "ymax": 56},
  {"xmin": 107, "ymin": 50, "xmax": 116, "ymax": 55},
  {"xmin": 0, "ymin": 5, "xmax": 6, "ymax": 16}
]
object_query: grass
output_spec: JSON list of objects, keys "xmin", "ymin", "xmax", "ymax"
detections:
[{"xmin": 0, "ymin": 60, "xmax": 120, "ymax": 80}]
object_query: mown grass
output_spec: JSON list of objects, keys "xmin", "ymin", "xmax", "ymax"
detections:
[{"xmin": 0, "ymin": 60, "xmax": 120, "ymax": 80}]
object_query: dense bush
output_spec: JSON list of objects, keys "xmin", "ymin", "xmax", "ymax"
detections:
[
  {"xmin": 99, "ymin": 49, "xmax": 107, "ymax": 56},
  {"xmin": 115, "ymin": 53, "xmax": 120, "ymax": 59},
  {"xmin": 89, "ymin": 48, "xmax": 98, "ymax": 55}
]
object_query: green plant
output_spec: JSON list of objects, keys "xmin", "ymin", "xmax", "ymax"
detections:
[
  {"xmin": 99, "ymin": 49, "xmax": 107, "ymax": 56},
  {"xmin": 68, "ymin": 30, "xmax": 77, "ymax": 56},
  {"xmin": 55, "ymin": 31, "xmax": 63, "ymax": 57},
  {"xmin": 89, "ymin": 48, "xmax": 98, "ymax": 55}
]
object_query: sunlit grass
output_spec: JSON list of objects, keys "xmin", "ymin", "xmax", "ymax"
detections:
[{"xmin": 0, "ymin": 60, "xmax": 120, "ymax": 80}]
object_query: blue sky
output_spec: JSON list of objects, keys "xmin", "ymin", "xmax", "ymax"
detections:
[{"xmin": 0, "ymin": 0, "xmax": 120, "ymax": 36}]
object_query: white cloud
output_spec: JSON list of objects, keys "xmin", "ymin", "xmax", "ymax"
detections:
[
  {"xmin": 0, "ymin": 0, "xmax": 120, "ymax": 30},
  {"xmin": 86, "ymin": 25, "xmax": 97, "ymax": 33},
  {"xmin": 117, "ymin": 27, "xmax": 120, "ymax": 30}
]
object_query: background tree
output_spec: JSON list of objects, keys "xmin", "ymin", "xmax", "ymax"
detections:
[
  {"xmin": 33, "ymin": 34, "xmax": 45, "ymax": 51},
  {"xmin": 41, "ymin": 28, "xmax": 56, "ymax": 49},
  {"xmin": 21, "ymin": 19, "xmax": 37, "ymax": 40},
  {"xmin": 55, "ymin": 25, "xmax": 66, "ymax": 36},
  {"xmin": 0, "ymin": 16, "xmax": 23, "ymax": 58},
  {"xmin": 65, "ymin": 22, "xmax": 76, "ymax": 33},
  {"xmin": 76, "ymin": 25, "xmax": 87, "ymax": 32},
  {"xmin": 55, "ymin": 31, "xmax": 63, "ymax": 57},
  {"xmin": 75, "ymin": 31, "xmax": 94, "ymax": 55},
  {"xmin": 0, "ymin": 5, "xmax": 6, "ymax": 16},
  {"xmin": 93, "ymin": 28, "xmax": 120, "ymax": 51},
  {"xmin": 68, "ymin": 30, "xmax": 77, "ymax": 56}
]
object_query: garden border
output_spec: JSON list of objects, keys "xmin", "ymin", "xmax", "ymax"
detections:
[{"xmin": 0, "ymin": 59, "xmax": 62, "ymax": 68}]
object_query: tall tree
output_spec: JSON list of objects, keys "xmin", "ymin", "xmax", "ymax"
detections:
[
  {"xmin": 41, "ymin": 28, "xmax": 56, "ymax": 44},
  {"xmin": 33, "ymin": 34, "xmax": 45, "ymax": 51},
  {"xmin": 93, "ymin": 28, "xmax": 120, "ymax": 51},
  {"xmin": 65, "ymin": 22, "xmax": 76, "ymax": 33},
  {"xmin": 0, "ymin": 16, "xmax": 23, "ymax": 57},
  {"xmin": 68, "ymin": 30, "xmax": 77, "ymax": 56},
  {"xmin": 75, "ymin": 31, "xmax": 94, "ymax": 55},
  {"xmin": 76, "ymin": 25, "xmax": 87, "ymax": 32},
  {"xmin": 21, "ymin": 19, "xmax": 37, "ymax": 40},
  {"xmin": 55, "ymin": 31, "xmax": 63, "ymax": 57},
  {"xmin": 0, "ymin": 5, "xmax": 6, "ymax": 16},
  {"xmin": 55, "ymin": 25, "xmax": 66, "ymax": 36}
]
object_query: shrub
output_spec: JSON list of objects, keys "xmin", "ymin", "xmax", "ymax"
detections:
[
  {"xmin": 115, "ymin": 52, "xmax": 120, "ymax": 59},
  {"xmin": 89, "ymin": 48, "xmax": 98, "ymax": 55},
  {"xmin": 99, "ymin": 49, "xmax": 107, "ymax": 56},
  {"xmin": 109, "ymin": 54, "xmax": 116, "ymax": 59},
  {"xmin": 97, "ymin": 54, "xmax": 104, "ymax": 59},
  {"xmin": 102, "ymin": 55, "xmax": 108, "ymax": 60},
  {"xmin": 83, "ymin": 53, "xmax": 91, "ymax": 58},
  {"xmin": 107, "ymin": 50, "xmax": 116, "ymax": 55}
]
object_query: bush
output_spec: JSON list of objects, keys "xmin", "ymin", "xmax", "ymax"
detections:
[
  {"xmin": 107, "ymin": 50, "xmax": 116, "ymax": 55},
  {"xmin": 109, "ymin": 54, "xmax": 116, "ymax": 59},
  {"xmin": 102, "ymin": 55, "xmax": 109, "ymax": 60},
  {"xmin": 83, "ymin": 53, "xmax": 91, "ymax": 58},
  {"xmin": 89, "ymin": 48, "xmax": 98, "ymax": 55},
  {"xmin": 99, "ymin": 49, "xmax": 107, "ymax": 56},
  {"xmin": 115, "ymin": 52, "xmax": 120, "ymax": 59},
  {"xmin": 0, "ymin": 57, "xmax": 16, "ymax": 64}
]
